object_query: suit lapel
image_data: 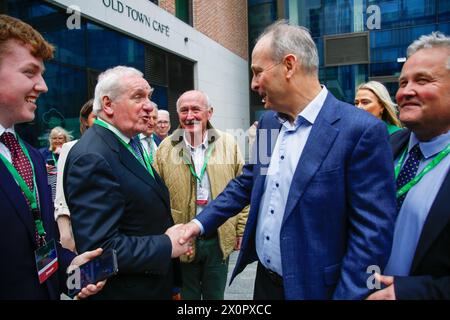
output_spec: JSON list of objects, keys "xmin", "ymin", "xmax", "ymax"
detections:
[
  {"xmin": 410, "ymin": 170, "xmax": 450, "ymax": 273},
  {"xmin": 119, "ymin": 140, "xmax": 171, "ymax": 210},
  {"xmin": 95, "ymin": 125, "xmax": 171, "ymax": 211},
  {"xmin": 0, "ymin": 147, "xmax": 41, "ymax": 243},
  {"xmin": 390, "ymin": 129, "xmax": 411, "ymax": 158},
  {"xmin": 282, "ymin": 95, "xmax": 339, "ymax": 224}
]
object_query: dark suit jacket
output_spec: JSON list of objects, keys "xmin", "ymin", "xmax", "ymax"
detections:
[
  {"xmin": 64, "ymin": 124, "xmax": 180, "ymax": 299},
  {"xmin": 0, "ymin": 140, "xmax": 74, "ymax": 299},
  {"xmin": 390, "ymin": 129, "xmax": 450, "ymax": 299},
  {"xmin": 196, "ymin": 92, "xmax": 397, "ymax": 299}
]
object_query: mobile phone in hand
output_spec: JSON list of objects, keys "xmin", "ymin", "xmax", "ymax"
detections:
[{"xmin": 67, "ymin": 249, "xmax": 118, "ymax": 297}]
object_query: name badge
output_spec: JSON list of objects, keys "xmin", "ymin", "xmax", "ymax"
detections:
[
  {"xmin": 35, "ymin": 239, "xmax": 59, "ymax": 284},
  {"xmin": 196, "ymin": 185, "xmax": 209, "ymax": 206}
]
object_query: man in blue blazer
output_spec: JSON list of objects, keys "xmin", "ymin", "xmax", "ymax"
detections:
[
  {"xmin": 64, "ymin": 66, "xmax": 189, "ymax": 299},
  {"xmin": 0, "ymin": 14, "xmax": 103, "ymax": 299},
  {"xmin": 181, "ymin": 21, "xmax": 397, "ymax": 299},
  {"xmin": 368, "ymin": 32, "xmax": 450, "ymax": 300}
]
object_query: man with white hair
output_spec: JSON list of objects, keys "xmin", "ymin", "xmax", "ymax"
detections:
[
  {"xmin": 64, "ymin": 66, "xmax": 189, "ymax": 299},
  {"xmin": 368, "ymin": 32, "xmax": 450, "ymax": 300},
  {"xmin": 154, "ymin": 109, "xmax": 171, "ymax": 146}
]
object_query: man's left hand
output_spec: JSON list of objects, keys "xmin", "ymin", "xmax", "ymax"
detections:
[
  {"xmin": 366, "ymin": 273, "xmax": 396, "ymax": 300},
  {"xmin": 68, "ymin": 248, "xmax": 106, "ymax": 299}
]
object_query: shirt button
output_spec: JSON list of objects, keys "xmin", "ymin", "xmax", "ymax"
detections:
[
  {"xmin": 280, "ymin": 155, "xmax": 285, "ymax": 160},
  {"xmin": 266, "ymin": 236, "xmax": 270, "ymax": 240},
  {"xmin": 275, "ymin": 183, "xmax": 279, "ymax": 188},
  {"xmin": 270, "ymin": 209, "xmax": 274, "ymax": 214},
  {"xmin": 267, "ymin": 259, "xmax": 271, "ymax": 264}
]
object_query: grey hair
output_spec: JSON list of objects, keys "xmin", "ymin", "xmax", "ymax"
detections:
[
  {"xmin": 158, "ymin": 109, "xmax": 170, "ymax": 117},
  {"xmin": 357, "ymin": 81, "xmax": 402, "ymax": 128},
  {"xmin": 407, "ymin": 31, "xmax": 450, "ymax": 57},
  {"xmin": 150, "ymin": 101, "xmax": 158, "ymax": 111},
  {"xmin": 256, "ymin": 19, "xmax": 319, "ymax": 75},
  {"xmin": 93, "ymin": 66, "xmax": 144, "ymax": 115},
  {"xmin": 176, "ymin": 90, "xmax": 212, "ymax": 111}
]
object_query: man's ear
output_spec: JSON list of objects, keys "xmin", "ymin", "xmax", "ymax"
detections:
[
  {"xmin": 284, "ymin": 54, "xmax": 298, "ymax": 79},
  {"xmin": 102, "ymin": 96, "xmax": 114, "ymax": 116},
  {"xmin": 208, "ymin": 107, "xmax": 214, "ymax": 120}
]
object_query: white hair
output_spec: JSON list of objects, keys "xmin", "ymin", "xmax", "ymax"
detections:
[
  {"xmin": 158, "ymin": 109, "xmax": 170, "ymax": 117},
  {"xmin": 407, "ymin": 31, "xmax": 450, "ymax": 57},
  {"xmin": 92, "ymin": 66, "xmax": 144, "ymax": 115},
  {"xmin": 175, "ymin": 90, "xmax": 212, "ymax": 111},
  {"xmin": 256, "ymin": 20, "xmax": 319, "ymax": 75}
]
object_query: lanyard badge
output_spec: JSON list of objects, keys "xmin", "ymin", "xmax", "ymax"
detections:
[{"xmin": 34, "ymin": 239, "xmax": 59, "ymax": 284}]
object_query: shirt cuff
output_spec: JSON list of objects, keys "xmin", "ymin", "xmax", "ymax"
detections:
[{"xmin": 192, "ymin": 219, "xmax": 205, "ymax": 235}]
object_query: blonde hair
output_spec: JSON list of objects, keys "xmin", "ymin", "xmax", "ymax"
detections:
[
  {"xmin": 48, "ymin": 126, "xmax": 73, "ymax": 151},
  {"xmin": 356, "ymin": 81, "xmax": 402, "ymax": 127}
]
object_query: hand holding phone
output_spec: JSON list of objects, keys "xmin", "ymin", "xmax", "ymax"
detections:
[{"xmin": 67, "ymin": 249, "xmax": 118, "ymax": 297}]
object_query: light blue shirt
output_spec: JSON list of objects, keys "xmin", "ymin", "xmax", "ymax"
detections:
[
  {"xmin": 255, "ymin": 86, "xmax": 328, "ymax": 276},
  {"xmin": 384, "ymin": 131, "xmax": 450, "ymax": 276}
]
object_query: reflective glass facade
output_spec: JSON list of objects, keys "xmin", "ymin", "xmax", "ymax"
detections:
[
  {"xmin": 248, "ymin": 0, "xmax": 449, "ymax": 119},
  {"xmin": 2, "ymin": 0, "xmax": 194, "ymax": 147}
]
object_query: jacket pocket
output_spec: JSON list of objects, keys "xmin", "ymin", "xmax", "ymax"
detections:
[{"xmin": 323, "ymin": 263, "xmax": 341, "ymax": 286}]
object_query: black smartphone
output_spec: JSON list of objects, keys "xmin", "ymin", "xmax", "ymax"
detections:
[
  {"xmin": 67, "ymin": 249, "xmax": 118, "ymax": 297},
  {"xmin": 46, "ymin": 159, "xmax": 55, "ymax": 166}
]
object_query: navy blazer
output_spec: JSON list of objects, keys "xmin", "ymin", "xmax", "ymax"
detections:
[
  {"xmin": 64, "ymin": 124, "xmax": 180, "ymax": 299},
  {"xmin": 0, "ymin": 140, "xmax": 74, "ymax": 299},
  {"xmin": 390, "ymin": 129, "xmax": 450, "ymax": 299},
  {"xmin": 196, "ymin": 92, "xmax": 397, "ymax": 299}
]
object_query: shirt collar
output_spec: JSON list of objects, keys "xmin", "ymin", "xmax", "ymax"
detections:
[
  {"xmin": 139, "ymin": 133, "xmax": 153, "ymax": 141},
  {"xmin": 275, "ymin": 86, "xmax": 328, "ymax": 130},
  {"xmin": 410, "ymin": 130, "xmax": 450, "ymax": 159},
  {"xmin": 96, "ymin": 117, "xmax": 131, "ymax": 143},
  {"xmin": 0, "ymin": 124, "xmax": 16, "ymax": 137},
  {"xmin": 183, "ymin": 131, "xmax": 208, "ymax": 151}
]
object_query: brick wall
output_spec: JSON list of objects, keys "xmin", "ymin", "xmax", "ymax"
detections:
[
  {"xmin": 193, "ymin": 0, "xmax": 248, "ymax": 60},
  {"xmin": 158, "ymin": 0, "xmax": 248, "ymax": 60},
  {"xmin": 158, "ymin": 0, "xmax": 175, "ymax": 15}
]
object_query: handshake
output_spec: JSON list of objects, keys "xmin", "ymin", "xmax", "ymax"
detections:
[{"xmin": 164, "ymin": 222, "xmax": 201, "ymax": 258}]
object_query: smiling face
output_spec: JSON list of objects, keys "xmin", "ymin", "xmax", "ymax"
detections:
[
  {"xmin": 177, "ymin": 91, "xmax": 212, "ymax": 141},
  {"xmin": 250, "ymin": 35, "xmax": 286, "ymax": 111},
  {"xmin": 0, "ymin": 39, "xmax": 48, "ymax": 128},
  {"xmin": 105, "ymin": 75, "xmax": 154, "ymax": 138},
  {"xmin": 396, "ymin": 47, "xmax": 450, "ymax": 140}
]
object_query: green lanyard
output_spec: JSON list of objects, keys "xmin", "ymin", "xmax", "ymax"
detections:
[
  {"xmin": 184, "ymin": 144, "xmax": 215, "ymax": 183},
  {"xmin": 0, "ymin": 135, "xmax": 46, "ymax": 238},
  {"xmin": 51, "ymin": 152, "xmax": 58, "ymax": 166},
  {"xmin": 94, "ymin": 119, "xmax": 155, "ymax": 178},
  {"xmin": 394, "ymin": 144, "xmax": 450, "ymax": 198}
]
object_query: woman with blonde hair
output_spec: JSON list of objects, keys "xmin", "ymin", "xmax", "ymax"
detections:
[{"xmin": 355, "ymin": 81, "xmax": 402, "ymax": 135}]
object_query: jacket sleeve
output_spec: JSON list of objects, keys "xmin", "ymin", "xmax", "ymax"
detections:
[
  {"xmin": 395, "ymin": 275, "xmax": 450, "ymax": 299},
  {"xmin": 65, "ymin": 152, "xmax": 172, "ymax": 274}
]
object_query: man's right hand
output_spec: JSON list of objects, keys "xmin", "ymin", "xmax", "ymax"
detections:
[
  {"xmin": 178, "ymin": 221, "xmax": 201, "ymax": 245},
  {"xmin": 165, "ymin": 224, "xmax": 191, "ymax": 258}
]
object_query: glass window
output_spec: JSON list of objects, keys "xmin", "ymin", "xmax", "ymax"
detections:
[
  {"xmin": 370, "ymin": 24, "xmax": 435, "ymax": 63},
  {"xmin": 87, "ymin": 23, "xmax": 144, "ymax": 72},
  {"xmin": 176, "ymin": 0, "xmax": 192, "ymax": 26},
  {"xmin": 366, "ymin": 0, "xmax": 436, "ymax": 29},
  {"xmin": 321, "ymin": 64, "xmax": 368, "ymax": 103}
]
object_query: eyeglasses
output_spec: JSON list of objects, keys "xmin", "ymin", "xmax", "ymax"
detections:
[{"xmin": 252, "ymin": 61, "xmax": 282, "ymax": 80}]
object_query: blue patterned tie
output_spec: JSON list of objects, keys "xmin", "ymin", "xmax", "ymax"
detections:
[
  {"xmin": 396, "ymin": 144, "xmax": 422, "ymax": 210},
  {"xmin": 129, "ymin": 136, "xmax": 145, "ymax": 164}
]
